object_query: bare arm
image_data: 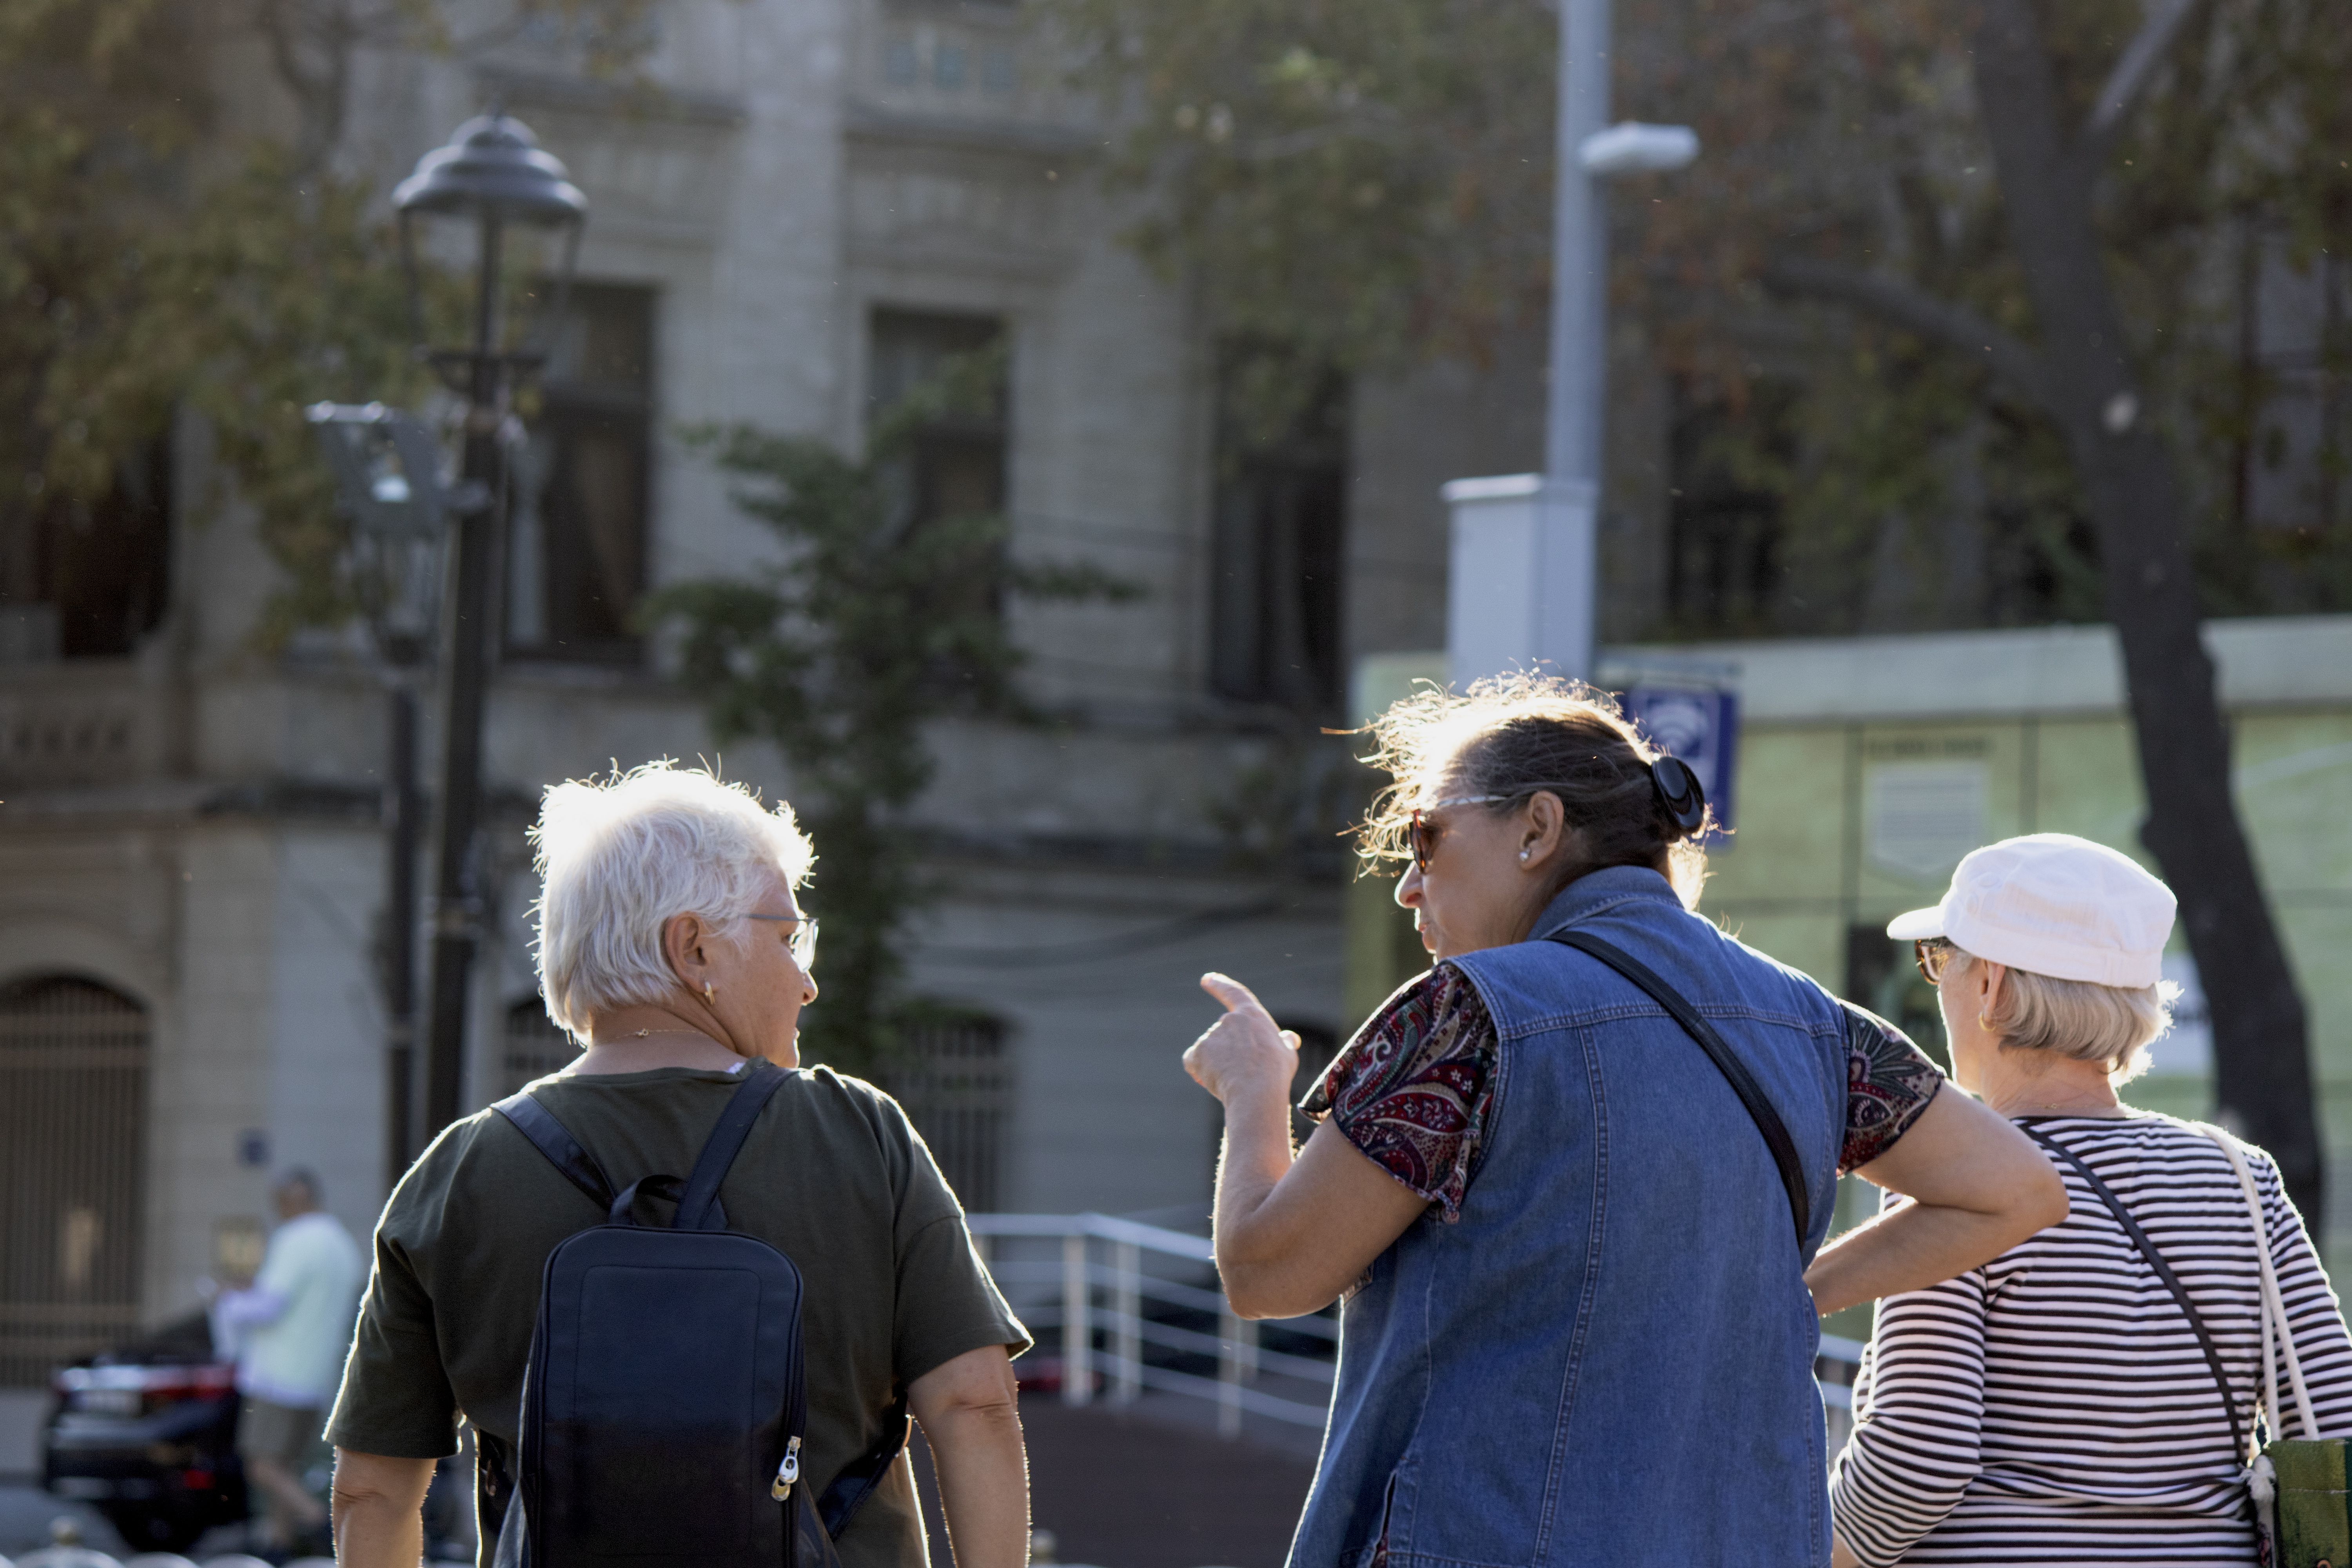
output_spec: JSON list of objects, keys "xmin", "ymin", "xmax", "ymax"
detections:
[
  {"xmin": 909, "ymin": 1343, "xmax": 1027, "ymax": 1568},
  {"xmin": 1804, "ymin": 1087, "xmax": 2067, "ymax": 1316},
  {"xmin": 1187, "ymin": 975, "xmax": 1428, "ymax": 1320},
  {"xmin": 331, "ymin": 1448, "xmax": 436, "ymax": 1568}
]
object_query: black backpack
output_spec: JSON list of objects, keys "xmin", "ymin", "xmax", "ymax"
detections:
[{"xmin": 479, "ymin": 1060, "xmax": 908, "ymax": 1568}]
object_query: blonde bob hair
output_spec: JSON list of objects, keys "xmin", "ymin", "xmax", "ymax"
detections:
[
  {"xmin": 530, "ymin": 762, "xmax": 814, "ymax": 1039},
  {"xmin": 1945, "ymin": 947, "xmax": 2179, "ymax": 1083},
  {"xmin": 1354, "ymin": 673, "xmax": 1713, "ymax": 908}
]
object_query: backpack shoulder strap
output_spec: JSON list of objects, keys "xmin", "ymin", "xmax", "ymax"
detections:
[
  {"xmin": 2022, "ymin": 1122, "xmax": 2249, "ymax": 1465},
  {"xmin": 675, "ymin": 1059, "xmax": 793, "ymax": 1231},
  {"xmin": 492, "ymin": 1090, "xmax": 615, "ymax": 1210},
  {"xmin": 1546, "ymin": 929, "xmax": 1811, "ymax": 1247}
]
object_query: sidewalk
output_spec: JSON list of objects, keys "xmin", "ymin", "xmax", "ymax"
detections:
[{"xmin": 915, "ymin": 1392, "xmax": 1321, "ymax": 1568}]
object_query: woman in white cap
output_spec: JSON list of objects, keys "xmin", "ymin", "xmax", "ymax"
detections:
[{"xmin": 1830, "ymin": 832, "xmax": 2352, "ymax": 1566}]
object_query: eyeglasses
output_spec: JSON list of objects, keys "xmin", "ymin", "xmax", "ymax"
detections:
[
  {"xmin": 748, "ymin": 911, "xmax": 819, "ymax": 969},
  {"xmin": 1407, "ymin": 795, "xmax": 1511, "ymax": 873},
  {"xmin": 1913, "ymin": 938, "xmax": 1955, "ymax": 986}
]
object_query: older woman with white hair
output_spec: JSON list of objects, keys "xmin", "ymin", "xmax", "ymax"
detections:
[
  {"xmin": 324, "ymin": 763, "xmax": 1031, "ymax": 1568},
  {"xmin": 1831, "ymin": 833, "xmax": 2352, "ymax": 1566}
]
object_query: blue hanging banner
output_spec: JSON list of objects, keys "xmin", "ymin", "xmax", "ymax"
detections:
[{"xmin": 1621, "ymin": 685, "xmax": 1740, "ymax": 844}]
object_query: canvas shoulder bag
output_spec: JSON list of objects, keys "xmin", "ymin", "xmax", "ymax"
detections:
[{"xmin": 2197, "ymin": 1122, "xmax": 2345, "ymax": 1568}]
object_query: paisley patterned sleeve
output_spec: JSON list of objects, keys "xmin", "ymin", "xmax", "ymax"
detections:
[
  {"xmin": 1838, "ymin": 1002, "xmax": 1944, "ymax": 1173},
  {"xmin": 1299, "ymin": 964, "xmax": 1499, "ymax": 1223}
]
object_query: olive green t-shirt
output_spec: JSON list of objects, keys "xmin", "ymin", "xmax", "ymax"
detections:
[{"xmin": 325, "ymin": 1064, "xmax": 1027, "ymax": 1568}]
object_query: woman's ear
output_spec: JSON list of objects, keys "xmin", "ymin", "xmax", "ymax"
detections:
[
  {"xmin": 1979, "ymin": 960, "xmax": 2007, "ymax": 1014},
  {"xmin": 663, "ymin": 911, "xmax": 711, "ymax": 990},
  {"xmin": 1521, "ymin": 790, "xmax": 1568, "ymax": 868}
]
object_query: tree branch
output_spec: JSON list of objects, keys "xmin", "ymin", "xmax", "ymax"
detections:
[
  {"xmin": 1760, "ymin": 256, "xmax": 2054, "ymax": 414},
  {"xmin": 2083, "ymin": 0, "xmax": 2203, "ymax": 156}
]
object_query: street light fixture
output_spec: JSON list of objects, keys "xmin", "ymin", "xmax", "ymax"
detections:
[
  {"xmin": 307, "ymin": 401, "xmax": 449, "ymax": 1185},
  {"xmin": 391, "ymin": 110, "xmax": 586, "ymax": 1144}
]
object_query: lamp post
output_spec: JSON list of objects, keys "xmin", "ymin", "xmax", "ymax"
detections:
[
  {"xmin": 392, "ymin": 111, "xmax": 585, "ymax": 1140},
  {"xmin": 1442, "ymin": 0, "xmax": 1695, "ymax": 686}
]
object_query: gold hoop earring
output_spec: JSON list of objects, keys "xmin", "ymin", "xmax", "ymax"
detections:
[{"xmin": 1977, "ymin": 1011, "xmax": 1993, "ymax": 1031}]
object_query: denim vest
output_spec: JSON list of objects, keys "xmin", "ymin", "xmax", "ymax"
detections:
[{"xmin": 1289, "ymin": 867, "xmax": 1850, "ymax": 1568}]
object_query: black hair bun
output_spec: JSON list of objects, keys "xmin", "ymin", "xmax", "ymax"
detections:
[{"xmin": 1651, "ymin": 756, "xmax": 1707, "ymax": 839}]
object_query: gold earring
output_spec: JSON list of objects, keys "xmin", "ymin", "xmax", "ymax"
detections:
[
  {"xmin": 1977, "ymin": 1011, "xmax": 1993, "ymax": 1031},
  {"xmin": 704, "ymin": 982, "xmax": 716, "ymax": 1001}
]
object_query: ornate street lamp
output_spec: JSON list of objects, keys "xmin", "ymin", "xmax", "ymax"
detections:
[{"xmin": 392, "ymin": 111, "xmax": 586, "ymax": 1141}]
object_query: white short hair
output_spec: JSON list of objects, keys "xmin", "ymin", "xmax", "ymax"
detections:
[{"xmin": 531, "ymin": 762, "xmax": 814, "ymax": 1038}]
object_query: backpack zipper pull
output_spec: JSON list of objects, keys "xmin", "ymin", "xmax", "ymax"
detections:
[{"xmin": 771, "ymin": 1435, "xmax": 802, "ymax": 1501}]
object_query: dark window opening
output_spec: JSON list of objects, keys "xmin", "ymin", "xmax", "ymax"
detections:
[
  {"xmin": 512, "ymin": 283, "xmax": 654, "ymax": 662},
  {"xmin": 0, "ymin": 975, "xmax": 150, "ymax": 1385},
  {"xmin": 867, "ymin": 308, "xmax": 1011, "ymax": 686},
  {"xmin": 0, "ymin": 438, "xmax": 171, "ymax": 662},
  {"xmin": 1209, "ymin": 350, "xmax": 1347, "ymax": 715},
  {"xmin": 499, "ymin": 994, "xmax": 578, "ymax": 1100},
  {"xmin": 886, "ymin": 1005, "xmax": 1011, "ymax": 1213}
]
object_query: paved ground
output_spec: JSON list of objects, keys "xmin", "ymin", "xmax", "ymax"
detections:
[
  {"xmin": 5, "ymin": 1390, "xmax": 1321, "ymax": 1568},
  {"xmin": 912, "ymin": 1393, "xmax": 1321, "ymax": 1568}
]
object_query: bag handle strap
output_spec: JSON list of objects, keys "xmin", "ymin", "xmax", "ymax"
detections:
[
  {"xmin": 2196, "ymin": 1123, "xmax": 2318, "ymax": 1442},
  {"xmin": 2021, "ymin": 1123, "xmax": 2249, "ymax": 1465},
  {"xmin": 675, "ymin": 1058, "xmax": 793, "ymax": 1231},
  {"xmin": 1546, "ymin": 929, "xmax": 1811, "ymax": 1247},
  {"xmin": 818, "ymin": 1396, "xmax": 912, "ymax": 1536},
  {"xmin": 492, "ymin": 1091, "xmax": 615, "ymax": 1210}
]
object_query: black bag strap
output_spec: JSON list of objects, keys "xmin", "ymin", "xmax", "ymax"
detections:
[
  {"xmin": 2021, "ymin": 1123, "xmax": 2248, "ymax": 1467},
  {"xmin": 1546, "ymin": 929, "xmax": 1811, "ymax": 1247},
  {"xmin": 817, "ymin": 1396, "xmax": 911, "ymax": 1535},
  {"xmin": 675, "ymin": 1058, "xmax": 793, "ymax": 1231},
  {"xmin": 492, "ymin": 1092, "xmax": 615, "ymax": 1210}
]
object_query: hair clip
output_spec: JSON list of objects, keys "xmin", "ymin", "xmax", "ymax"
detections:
[{"xmin": 1651, "ymin": 756, "xmax": 1708, "ymax": 838}]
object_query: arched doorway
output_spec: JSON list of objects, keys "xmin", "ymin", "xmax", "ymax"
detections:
[{"xmin": 0, "ymin": 975, "xmax": 151, "ymax": 1385}]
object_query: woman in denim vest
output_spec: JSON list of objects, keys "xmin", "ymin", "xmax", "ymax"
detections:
[{"xmin": 1183, "ymin": 676, "xmax": 2067, "ymax": 1568}]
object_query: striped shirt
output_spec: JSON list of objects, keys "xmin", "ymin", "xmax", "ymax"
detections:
[{"xmin": 1831, "ymin": 1113, "xmax": 2352, "ymax": 1566}]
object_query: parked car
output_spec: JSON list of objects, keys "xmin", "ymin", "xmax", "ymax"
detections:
[{"xmin": 42, "ymin": 1312, "xmax": 249, "ymax": 1552}]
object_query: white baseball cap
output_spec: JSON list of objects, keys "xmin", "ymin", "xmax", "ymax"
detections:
[{"xmin": 1886, "ymin": 833, "xmax": 2176, "ymax": 989}]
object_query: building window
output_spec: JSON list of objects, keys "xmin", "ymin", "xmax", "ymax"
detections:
[
  {"xmin": 511, "ymin": 283, "xmax": 655, "ymax": 662},
  {"xmin": 500, "ymin": 995, "xmax": 579, "ymax": 1099},
  {"xmin": 0, "ymin": 975, "xmax": 150, "ymax": 1386},
  {"xmin": 868, "ymin": 308, "xmax": 1007, "ymax": 527},
  {"xmin": 0, "ymin": 438, "xmax": 171, "ymax": 663},
  {"xmin": 1208, "ymin": 353, "xmax": 1348, "ymax": 714},
  {"xmin": 866, "ymin": 308, "xmax": 1011, "ymax": 685},
  {"xmin": 886, "ymin": 1007, "xmax": 1011, "ymax": 1213}
]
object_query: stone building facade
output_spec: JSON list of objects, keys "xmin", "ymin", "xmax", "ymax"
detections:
[{"xmin": 0, "ymin": 0, "xmax": 1448, "ymax": 1381}]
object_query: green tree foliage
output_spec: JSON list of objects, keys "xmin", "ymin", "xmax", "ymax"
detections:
[
  {"xmin": 646, "ymin": 356, "xmax": 1137, "ymax": 1076},
  {"xmin": 0, "ymin": 0, "xmax": 651, "ymax": 642},
  {"xmin": 1051, "ymin": 0, "xmax": 2352, "ymax": 628}
]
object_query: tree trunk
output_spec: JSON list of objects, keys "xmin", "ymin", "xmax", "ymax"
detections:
[{"xmin": 1972, "ymin": 0, "xmax": 2323, "ymax": 1221}]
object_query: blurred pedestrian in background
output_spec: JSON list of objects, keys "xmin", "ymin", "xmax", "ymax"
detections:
[
  {"xmin": 1181, "ymin": 676, "xmax": 2065, "ymax": 1566},
  {"xmin": 324, "ymin": 763, "xmax": 1029, "ymax": 1568},
  {"xmin": 1831, "ymin": 835, "xmax": 2352, "ymax": 1566},
  {"xmin": 210, "ymin": 1167, "xmax": 364, "ymax": 1555}
]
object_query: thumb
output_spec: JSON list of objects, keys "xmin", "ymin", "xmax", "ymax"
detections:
[{"xmin": 1199, "ymin": 971, "xmax": 1268, "ymax": 1016}]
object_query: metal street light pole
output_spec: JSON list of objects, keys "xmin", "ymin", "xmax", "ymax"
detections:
[
  {"xmin": 1441, "ymin": 2, "xmax": 1695, "ymax": 687},
  {"xmin": 393, "ymin": 113, "xmax": 584, "ymax": 1140}
]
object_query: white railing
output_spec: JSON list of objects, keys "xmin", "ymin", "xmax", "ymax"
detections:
[
  {"xmin": 969, "ymin": 1214, "xmax": 1872, "ymax": 1450},
  {"xmin": 967, "ymin": 1214, "xmax": 1335, "ymax": 1437}
]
